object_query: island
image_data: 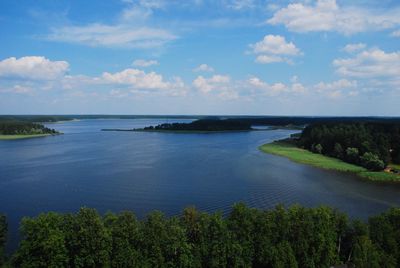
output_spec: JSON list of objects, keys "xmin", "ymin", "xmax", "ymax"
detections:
[
  {"xmin": 102, "ymin": 119, "xmax": 253, "ymax": 133},
  {"xmin": 260, "ymin": 122, "xmax": 400, "ymax": 182},
  {"xmin": 0, "ymin": 120, "xmax": 60, "ymax": 140}
]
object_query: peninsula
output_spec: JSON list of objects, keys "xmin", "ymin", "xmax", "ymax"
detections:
[
  {"xmin": 102, "ymin": 119, "xmax": 253, "ymax": 133},
  {"xmin": 260, "ymin": 122, "xmax": 400, "ymax": 182},
  {"xmin": 0, "ymin": 120, "xmax": 60, "ymax": 140}
]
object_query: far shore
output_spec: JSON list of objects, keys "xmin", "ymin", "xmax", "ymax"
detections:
[
  {"xmin": 101, "ymin": 125, "xmax": 302, "ymax": 134},
  {"xmin": 259, "ymin": 140, "xmax": 400, "ymax": 182}
]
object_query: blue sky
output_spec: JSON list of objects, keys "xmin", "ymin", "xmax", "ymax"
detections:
[{"xmin": 0, "ymin": 0, "xmax": 399, "ymax": 115}]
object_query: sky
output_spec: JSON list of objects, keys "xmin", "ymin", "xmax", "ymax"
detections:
[{"xmin": 0, "ymin": 0, "xmax": 399, "ymax": 116}]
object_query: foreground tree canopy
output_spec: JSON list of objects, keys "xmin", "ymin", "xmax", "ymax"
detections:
[
  {"xmin": 1, "ymin": 204, "xmax": 400, "ymax": 267},
  {"xmin": 299, "ymin": 123, "xmax": 400, "ymax": 171}
]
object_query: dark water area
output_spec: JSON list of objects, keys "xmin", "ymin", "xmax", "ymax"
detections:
[{"xmin": 1, "ymin": 118, "xmax": 400, "ymax": 252}]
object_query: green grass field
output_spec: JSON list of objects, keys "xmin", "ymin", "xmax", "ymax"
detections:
[
  {"xmin": 0, "ymin": 134, "xmax": 52, "ymax": 140},
  {"xmin": 259, "ymin": 141, "xmax": 400, "ymax": 182}
]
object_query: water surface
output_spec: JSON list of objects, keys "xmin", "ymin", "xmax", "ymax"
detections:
[{"xmin": 1, "ymin": 118, "xmax": 400, "ymax": 251}]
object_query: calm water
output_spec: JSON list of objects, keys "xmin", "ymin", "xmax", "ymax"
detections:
[{"xmin": 1, "ymin": 118, "xmax": 400, "ymax": 251}]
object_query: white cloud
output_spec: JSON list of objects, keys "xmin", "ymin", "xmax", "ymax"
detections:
[
  {"xmin": 247, "ymin": 76, "xmax": 308, "ymax": 96},
  {"xmin": 333, "ymin": 48, "xmax": 400, "ymax": 78},
  {"xmin": 247, "ymin": 76, "xmax": 288, "ymax": 96},
  {"xmin": 132, "ymin": 59, "xmax": 159, "ymax": 67},
  {"xmin": 249, "ymin": 35, "xmax": 301, "ymax": 64},
  {"xmin": 193, "ymin": 75, "xmax": 230, "ymax": 93},
  {"xmin": 314, "ymin": 79, "xmax": 358, "ymax": 99},
  {"xmin": 342, "ymin": 43, "xmax": 366, "ymax": 53},
  {"xmin": 250, "ymin": 35, "xmax": 300, "ymax": 55},
  {"xmin": 193, "ymin": 64, "xmax": 214, "ymax": 72},
  {"xmin": 0, "ymin": 84, "xmax": 33, "ymax": 95},
  {"xmin": 391, "ymin": 30, "xmax": 400, "ymax": 37},
  {"xmin": 315, "ymin": 79, "xmax": 357, "ymax": 91},
  {"xmin": 102, "ymin": 68, "xmax": 180, "ymax": 91},
  {"xmin": 0, "ymin": 56, "xmax": 69, "ymax": 80},
  {"xmin": 47, "ymin": 23, "xmax": 177, "ymax": 49},
  {"xmin": 193, "ymin": 74, "xmax": 239, "ymax": 100},
  {"xmin": 268, "ymin": 0, "xmax": 400, "ymax": 35}
]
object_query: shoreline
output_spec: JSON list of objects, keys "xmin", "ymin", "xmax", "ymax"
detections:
[
  {"xmin": 0, "ymin": 133, "xmax": 60, "ymax": 140},
  {"xmin": 259, "ymin": 140, "xmax": 400, "ymax": 182}
]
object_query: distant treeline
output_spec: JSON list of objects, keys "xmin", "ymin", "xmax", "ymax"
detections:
[
  {"xmin": 0, "ymin": 121, "xmax": 58, "ymax": 135},
  {"xmin": 143, "ymin": 119, "xmax": 252, "ymax": 131},
  {"xmin": 299, "ymin": 123, "xmax": 400, "ymax": 171},
  {"xmin": 228, "ymin": 116, "xmax": 400, "ymax": 126},
  {"xmin": 1, "ymin": 204, "xmax": 400, "ymax": 267},
  {"xmin": 1, "ymin": 115, "xmax": 400, "ymax": 124}
]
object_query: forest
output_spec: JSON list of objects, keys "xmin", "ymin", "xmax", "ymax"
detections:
[
  {"xmin": 0, "ymin": 121, "xmax": 58, "ymax": 135},
  {"xmin": 142, "ymin": 119, "xmax": 252, "ymax": 132},
  {"xmin": 299, "ymin": 123, "xmax": 400, "ymax": 171},
  {"xmin": 1, "ymin": 204, "xmax": 400, "ymax": 267}
]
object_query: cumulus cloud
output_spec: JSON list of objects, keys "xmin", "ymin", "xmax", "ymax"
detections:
[
  {"xmin": 193, "ymin": 64, "xmax": 214, "ymax": 72},
  {"xmin": 102, "ymin": 68, "xmax": 182, "ymax": 91},
  {"xmin": 267, "ymin": 0, "xmax": 400, "ymax": 35},
  {"xmin": 132, "ymin": 59, "xmax": 159, "ymax": 67},
  {"xmin": 333, "ymin": 48, "xmax": 400, "ymax": 78},
  {"xmin": 0, "ymin": 55, "xmax": 187, "ymax": 97},
  {"xmin": 342, "ymin": 43, "xmax": 366, "ymax": 53},
  {"xmin": 247, "ymin": 77, "xmax": 288, "ymax": 96},
  {"xmin": 249, "ymin": 35, "xmax": 301, "ymax": 64},
  {"xmin": 193, "ymin": 75, "xmax": 230, "ymax": 93},
  {"xmin": 47, "ymin": 24, "xmax": 177, "ymax": 49},
  {"xmin": 0, "ymin": 56, "xmax": 69, "ymax": 80},
  {"xmin": 247, "ymin": 76, "xmax": 308, "ymax": 96},
  {"xmin": 192, "ymin": 74, "xmax": 239, "ymax": 100}
]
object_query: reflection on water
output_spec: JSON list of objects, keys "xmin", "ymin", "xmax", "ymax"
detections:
[{"xmin": 1, "ymin": 118, "xmax": 400, "ymax": 251}]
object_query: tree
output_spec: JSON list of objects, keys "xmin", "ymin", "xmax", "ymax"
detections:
[
  {"xmin": 360, "ymin": 152, "xmax": 385, "ymax": 171},
  {"xmin": 12, "ymin": 213, "xmax": 68, "ymax": 268},
  {"xmin": 270, "ymin": 241, "xmax": 298, "ymax": 268},
  {"xmin": 104, "ymin": 211, "xmax": 142, "ymax": 267},
  {"xmin": 64, "ymin": 208, "xmax": 111, "ymax": 268},
  {"xmin": 334, "ymin": 143, "xmax": 344, "ymax": 159},
  {"xmin": 313, "ymin": 144, "xmax": 323, "ymax": 154},
  {"xmin": 351, "ymin": 236, "xmax": 383, "ymax": 268},
  {"xmin": 0, "ymin": 214, "xmax": 7, "ymax": 266},
  {"xmin": 227, "ymin": 203, "xmax": 257, "ymax": 267},
  {"xmin": 346, "ymin": 147, "xmax": 360, "ymax": 164},
  {"xmin": 369, "ymin": 208, "xmax": 400, "ymax": 266},
  {"xmin": 197, "ymin": 212, "xmax": 229, "ymax": 268}
]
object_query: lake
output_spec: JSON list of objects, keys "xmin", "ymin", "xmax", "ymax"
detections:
[{"xmin": 1, "ymin": 118, "xmax": 400, "ymax": 251}]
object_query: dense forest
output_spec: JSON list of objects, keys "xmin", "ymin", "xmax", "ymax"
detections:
[
  {"xmin": 1, "ymin": 204, "xmax": 400, "ymax": 267},
  {"xmin": 299, "ymin": 123, "xmax": 400, "ymax": 171},
  {"xmin": 0, "ymin": 121, "xmax": 58, "ymax": 135},
  {"xmin": 143, "ymin": 119, "xmax": 252, "ymax": 132}
]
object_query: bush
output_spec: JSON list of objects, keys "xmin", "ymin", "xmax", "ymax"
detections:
[{"xmin": 360, "ymin": 152, "xmax": 385, "ymax": 171}]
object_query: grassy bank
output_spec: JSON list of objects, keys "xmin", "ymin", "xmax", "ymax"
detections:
[
  {"xmin": 0, "ymin": 134, "xmax": 52, "ymax": 140},
  {"xmin": 259, "ymin": 141, "xmax": 400, "ymax": 182}
]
